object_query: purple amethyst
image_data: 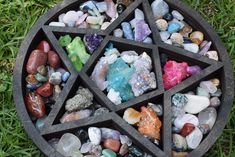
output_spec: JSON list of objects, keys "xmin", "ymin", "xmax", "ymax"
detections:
[
  {"xmin": 187, "ymin": 65, "xmax": 202, "ymax": 76},
  {"xmin": 135, "ymin": 20, "xmax": 151, "ymax": 42},
  {"xmin": 84, "ymin": 34, "xmax": 103, "ymax": 53}
]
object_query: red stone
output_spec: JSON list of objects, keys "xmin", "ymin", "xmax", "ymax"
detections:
[
  {"xmin": 163, "ymin": 60, "xmax": 189, "ymax": 90},
  {"xmin": 25, "ymin": 92, "xmax": 46, "ymax": 118},
  {"xmin": 48, "ymin": 51, "xmax": 61, "ymax": 69},
  {"xmin": 181, "ymin": 123, "xmax": 195, "ymax": 137},
  {"xmin": 26, "ymin": 49, "xmax": 47, "ymax": 74},
  {"xmin": 103, "ymin": 139, "xmax": 121, "ymax": 152},
  {"xmin": 37, "ymin": 40, "xmax": 51, "ymax": 53},
  {"xmin": 36, "ymin": 82, "xmax": 53, "ymax": 97}
]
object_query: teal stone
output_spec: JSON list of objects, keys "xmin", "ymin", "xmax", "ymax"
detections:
[
  {"xmin": 102, "ymin": 149, "xmax": 117, "ymax": 157},
  {"xmin": 129, "ymin": 145, "xmax": 143, "ymax": 157},
  {"xmin": 35, "ymin": 73, "xmax": 48, "ymax": 82},
  {"xmin": 211, "ymin": 89, "xmax": 222, "ymax": 97},
  {"xmin": 107, "ymin": 58, "xmax": 135, "ymax": 101},
  {"xmin": 167, "ymin": 22, "xmax": 181, "ymax": 33},
  {"xmin": 196, "ymin": 87, "xmax": 210, "ymax": 98},
  {"xmin": 36, "ymin": 116, "xmax": 47, "ymax": 131},
  {"xmin": 172, "ymin": 93, "xmax": 188, "ymax": 108}
]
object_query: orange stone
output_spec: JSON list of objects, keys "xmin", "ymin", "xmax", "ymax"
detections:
[
  {"xmin": 103, "ymin": 139, "xmax": 121, "ymax": 152},
  {"xmin": 36, "ymin": 82, "xmax": 53, "ymax": 97},
  {"xmin": 138, "ymin": 106, "xmax": 162, "ymax": 140},
  {"xmin": 26, "ymin": 50, "xmax": 47, "ymax": 74},
  {"xmin": 180, "ymin": 123, "xmax": 195, "ymax": 137},
  {"xmin": 37, "ymin": 40, "xmax": 51, "ymax": 53},
  {"xmin": 172, "ymin": 151, "xmax": 188, "ymax": 157}
]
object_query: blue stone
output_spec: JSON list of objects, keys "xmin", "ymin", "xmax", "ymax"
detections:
[
  {"xmin": 26, "ymin": 83, "xmax": 42, "ymax": 90},
  {"xmin": 62, "ymin": 72, "xmax": 70, "ymax": 82},
  {"xmin": 143, "ymin": 37, "xmax": 153, "ymax": 44},
  {"xmin": 167, "ymin": 22, "xmax": 181, "ymax": 33},
  {"xmin": 183, "ymin": 37, "xmax": 193, "ymax": 43},
  {"xmin": 121, "ymin": 22, "xmax": 134, "ymax": 40},
  {"xmin": 36, "ymin": 116, "xmax": 47, "ymax": 131},
  {"xmin": 172, "ymin": 93, "xmax": 188, "ymax": 108},
  {"xmin": 172, "ymin": 126, "xmax": 181, "ymax": 133}
]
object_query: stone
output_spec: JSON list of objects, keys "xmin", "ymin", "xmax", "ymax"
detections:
[
  {"xmin": 88, "ymin": 127, "xmax": 102, "ymax": 145},
  {"xmin": 113, "ymin": 28, "xmax": 123, "ymax": 38},
  {"xmin": 135, "ymin": 8, "xmax": 144, "ymax": 20},
  {"xmin": 187, "ymin": 65, "xmax": 202, "ymax": 76},
  {"xmin": 186, "ymin": 127, "xmax": 203, "ymax": 149},
  {"xmin": 102, "ymin": 149, "xmax": 117, "ymax": 157},
  {"xmin": 26, "ymin": 83, "xmax": 42, "ymax": 90},
  {"xmin": 49, "ymin": 22, "xmax": 66, "ymax": 27},
  {"xmin": 86, "ymin": 16, "xmax": 104, "ymax": 25},
  {"xmin": 94, "ymin": 107, "xmax": 109, "ymax": 116},
  {"xmin": 183, "ymin": 43, "xmax": 199, "ymax": 53},
  {"xmin": 107, "ymin": 88, "xmax": 122, "ymax": 105},
  {"xmin": 190, "ymin": 31, "xmax": 204, "ymax": 45},
  {"xmin": 103, "ymin": 139, "xmax": 121, "ymax": 152},
  {"xmin": 63, "ymin": 11, "xmax": 80, "ymax": 25},
  {"xmin": 151, "ymin": 0, "xmax": 169, "ymax": 19},
  {"xmin": 121, "ymin": 22, "xmax": 134, "ymax": 40},
  {"xmin": 90, "ymin": 24, "xmax": 101, "ymax": 29},
  {"xmin": 119, "ymin": 144, "xmax": 129, "ymax": 156},
  {"xmin": 76, "ymin": 13, "xmax": 88, "ymax": 26},
  {"xmin": 174, "ymin": 114, "xmax": 199, "ymax": 130},
  {"xmin": 135, "ymin": 20, "xmax": 151, "ymax": 42},
  {"xmin": 172, "ymin": 151, "xmax": 188, "ymax": 157},
  {"xmin": 128, "ymin": 145, "xmax": 143, "ymax": 157},
  {"xmin": 199, "ymin": 41, "xmax": 212, "ymax": 55},
  {"xmin": 180, "ymin": 123, "xmax": 195, "ymax": 137},
  {"xmin": 211, "ymin": 89, "xmax": 222, "ymax": 97},
  {"xmin": 138, "ymin": 106, "xmax": 162, "ymax": 140},
  {"xmin": 89, "ymin": 145, "xmax": 102, "ymax": 156},
  {"xmin": 163, "ymin": 60, "xmax": 189, "ymax": 90},
  {"xmin": 148, "ymin": 103, "xmax": 163, "ymax": 116},
  {"xmin": 35, "ymin": 116, "xmax": 47, "ymax": 131},
  {"xmin": 172, "ymin": 10, "xmax": 184, "ymax": 21},
  {"xmin": 56, "ymin": 133, "xmax": 81, "ymax": 156},
  {"xmin": 133, "ymin": 52, "xmax": 152, "ymax": 71},
  {"xmin": 37, "ymin": 65, "xmax": 48, "ymax": 76},
  {"xmin": 170, "ymin": 33, "xmax": 183, "ymax": 45},
  {"xmin": 60, "ymin": 109, "xmax": 92, "ymax": 123},
  {"xmin": 160, "ymin": 31, "xmax": 170, "ymax": 41},
  {"xmin": 75, "ymin": 129, "xmax": 89, "ymax": 143},
  {"xmin": 121, "ymin": 51, "xmax": 139, "ymax": 64},
  {"xmin": 26, "ymin": 74, "xmax": 38, "ymax": 84},
  {"xmin": 53, "ymin": 85, "xmax": 62, "ymax": 99},
  {"xmin": 37, "ymin": 40, "xmax": 51, "ymax": 53},
  {"xmin": 211, "ymin": 78, "xmax": 220, "ymax": 87},
  {"xmin": 101, "ymin": 22, "xmax": 111, "ymax": 30},
  {"xmin": 172, "ymin": 134, "xmax": 187, "ymax": 151},
  {"xmin": 36, "ymin": 82, "xmax": 53, "ymax": 97},
  {"xmin": 198, "ymin": 124, "xmax": 210, "ymax": 134},
  {"xmin": 163, "ymin": 13, "xmax": 173, "ymax": 21},
  {"xmin": 206, "ymin": 50, "xmax": 219, "ymax": 61},
  {"xmin": 84, "ymin": 34, "xmax": 103, "ymax": 53},
  {"xmin": 123, "ymin": 108, "xmax": 141, "ymax": 125},
  {"xmin": 26, "ymin": 50, "xmax": 47, "ymax": 74},
  {"xmin": 172, "ymin": 106, "xmax": 185, "ymax": 120},
  {"xmin": 35, "ymin": 73, "xmax": 48, "ymax": 82},
  {"xmin": 200, "ymin": 80, "xmax": 217, "ymax": 94},
  {"xmin": 184, "ymin": 94, "xmax": 210, "ymax": 114},
  {"xmin": 59, "ymin": 35, "xmax": 72, "ymax": 47},
  {"xmin": 96, "ymin": 2, "xmax": 108, "ymax": 13},
  {"xmin": 167, "ymin": 22, "xmax": 181, "ymax": 33},
  {"xmin": 143, "ymin": 37, "xmax": 153, "ymax": 44},
  {"xmin": 49, "ymin": 72, "xmax": 62, "ymax": 85},
  {"xmin": 80, "ymin": 142, "xmax": 93, "ymax": 154},
  {"xmin": 179, "ymin": 25, "xmax": 193, "ymax": 37},
  {"xmin": 210, "ymin": 97, "xmax": 221, "ymax": 107},
  {"xmin": 105, "ymin": 0, "xmax": 117, "ymax": 18},
  {"xmin": 198, "ymin": 107, "xmax": 217, "ymax": 129},
  {"xmin": 156, "ymin": 19, "xmax": 168, "ymax": 31},
  {"xmin": 101, "ymin": 128, "xmax": 120, "ymax": 140},
  {"xmin": 196, "ymin": 87, "xmax": 210, "ymax": 98},
  {"xmin": 164, "ymin": 39, "xmax": 172, "ymax": 45},
  {"xmin": 62, "ymin": 72, "xmax": 70, "ymax": 82},
  {"xmin": 120, "ymin": 135, "xmax": 132, "ymax": 146},
  {"xmin": 48, "ymin": 51, "xmax": 61, "ymax": 69},
  {"xmin": 172, "ymin": 93, "xmax": 188, "ymax": 108},
  {"xmin": 172, "ymin": 126, "xmax": 181, "ymax": 134}
]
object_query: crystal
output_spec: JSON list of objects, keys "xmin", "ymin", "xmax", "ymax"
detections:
[
  {"xmin": 180, "ymin": 123, "xmax": 195, "ymax": 137},
  {"xmin": 172, "ymin": 10, "xmax": 184, "ymax": 21},
  {"xmin": 84, "ymin": 34, "xmax": 103, "ymax": 53},
  {"xmin": 199, "ymin": 41, "xmax": 212, "ymax": 55},
  {"xmin": 59, "ymin": 35, "xmax": 72, "ymax": 47},
  {"xmin": 174, "ymin": 114, "xmax": 199, "ymax": 130},
  {"xmin": 183, "ymin": 43, "xmax": 199, "ymax": 53},
  {"xmin": 198, "ymin": 107, "xmax": 217, "ymax": 129},
  {"xmin": 60, "ymin": 109, "xmax": 92, "ymax": 123},
  {"xmin": 121, "ymin": 22, "xmax": 134, "ymax": 40},
  {"xmin": 113, "ymin": 28, "xmax": 124, "ymax": 38},
  {"xmin": 123, "ymin": 108, "xmax": 141, "ymax": 125},
  {"xmin": 135, "ymin": 20, "xmax": 151, "ymax": 42}
]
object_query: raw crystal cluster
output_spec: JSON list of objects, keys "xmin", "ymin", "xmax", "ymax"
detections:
[
  {"xmin": 48, "ymin": 127, "xmax": 152, "ymax": 157},
  {"xmin": 60, "ymin": 86, "xmax": 109, "ymax": 123},
  {"xmin": 151, "ymin": 0, "xmax": 219, "ymax": 60},
  {"xmin": 24, "ymin": 40, "xmax": 70, "ymax": 131},
  {"xmin": 113, "ymin": 8, "xmax": 152, "ymax": 44},
  {"xmin": 59, "ymin": 34, "xmax": 103, "ymax": 71},
  {"xmin": 91, "ymin": 43, "xmax": 157, "ymax": 105},
  {"xmin": 171, "ymin": 78, "xmax": 221, "ymax": 155},
  {"xmin": 49, "ymin": 0, "xmax": 133, "ymax": 30},
  {"xmin": 123, "ymin": 103, "xmax": 162, "ymax": 145}
]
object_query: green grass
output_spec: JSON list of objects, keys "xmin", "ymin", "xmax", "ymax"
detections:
[{"xmin": 0, "ymin": 0, "xmax": 234, "ymax": 156}]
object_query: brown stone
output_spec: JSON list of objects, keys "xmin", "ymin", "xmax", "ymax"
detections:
[
  {"xmin": 103, "ymin": 139, "xmax": 121, "ymax": 152},
  {"xmin": 48, "ymin": 51, "xmax": 61, "ymax": 69},
  {"xmin": 26, "ymin": 50, "xmax": 47, "ymax": 74},
  {"xmin": 25, "ymin": 92, "xmax": 46, "ymax": 118},
  {"xmin": 181, "ymin": 123, "xmax": 195, "ymax": 137},
  {"xmin": 26, "ymin": 74, "xmax": 38, "ymax": 84},
  {"xmin": 37, "ymin": 40, "xmax": 51, "ymax": 53},
  {"xmin": 36, "ymin": 82, "xmax": 53, "ymax": 97},
  {"xmin": 119, "ymin": 144, "xmax": 129, "ymax": 156},
  {"xmin": 172, "ymin": 151, "xmax": 188, "ymax": 157}
]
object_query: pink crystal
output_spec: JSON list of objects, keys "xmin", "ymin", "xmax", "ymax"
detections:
[{"xmin": 163, "ymin": 60, "xmax": 189, "ymax": 90}]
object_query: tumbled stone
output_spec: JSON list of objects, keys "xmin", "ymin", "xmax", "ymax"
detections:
[
  {"xmin": 35, "ymin": 73, "xmax": 48, "ymax": 82},
  {"xmin": 86, "ymin": 16, "xmax": 104, "ymax": 25},
  {"xmin": 123, "ymin": 108, "xmax": 141, "ymax": 125},
  {"xmin": 211, "ymin": 78, "xmax": 220, "ymax": 87},
  {"xmin": 49, "ymin": 22, "xmax": 66, "ymax": 27},
  {"xmin": 101, "ymin": 128, "xmax": 120, "ymax": 140},
  {"xmin": 160, "ymin": 31, "xmax": 170, "ymax": 41},
  {"xmin": 101, "ymin": 22, "xmax": 111, "ymax": 30},
  {"xmin": 196, "ymin": 87, "xmax": 210, "ymax": 98},
  {"xmin": 49, "ymin": 72, "xmax": 61, "ymax": 85},
  {"xmin": 135, "ymin": 20, "xmax": 151, "ymax": 42},
  {"xmin": 180, "ymin": 123, "xmax": 195, "ymax": 137},
  {"xmin": 102, "ymin": 149, "xmax": 117, "ymax": 157},
  {"xmin": 48, "ymin": 51, "xmax": 61, "ymax": 69},
  {"xmin": 94, "ymin": 107, "xmax": 109, "ymax": 116},
  {"xmin": 56, "ymin": 133, "xmax": 81, "ymax": 156},
  {"xmin": 186, "ymin": 127, "xmax": 203, "ymax": 149},
  {"xmin": 183, "ymin": 43, "xmax": 199, "ymax": 53},
  {"xmin": 172, "ymin": 134, "xmax": 187, "ymax": 151},
  {"xmin": 128, "ymin": 145, "xmax": 143, "ymax": 157},
  {"xmin": 76, "ymin": 13, "xmax": 88, "ymax": 26},
  {"xmin": 206, "ymin": 50, "xmax": 219, "ymax": 61},
  {"xmin": 63, "ymin": 11, "xmax": 80, "ymax": 25},
  {"xmin": 198, "ymin": 107, "xmax": 217, "ymax": 129},
  {"xmin": 172, "ymin": 106, "xmax": 185, "ymax": 120},
  {"xmin": 113, "ymin": 28, "xmax": 123, "ymax": 38},
  {"xmin": 84, "ymin": 34, "xmax": 103, "ymax": 53},
  {"xmin": 210, "ymin": 97, "xmax": 221, "ymax": 107},
  {"xmin": 26, "ymin": 50, "xmax": 47, "ymax": 74},
  {"xmin": 143, "ymin": 37, "xmax": 153, "ymax": 44},
  {"xmin": 80, "ymin": 142, "xmax": 93, "ymax": 154},
  {"xmin": 198, "ymin": 124, "xmax": 210, "ymax": 134},
  {"xmin": 151, "ymin": 0, "xmax": 169, "ymax": 19},
  {"xmin": 37, "ymin": 65, "xmax": 48, "ymax": 76},
  {"xmin": 172, "ymin": 93, "xmax": 188, "ymax": 108},
  {"xmin": 36, "ymin": 82, "xmax": 53, "ymax": 97},
  {"xmin": 190, "ymin": 31, "xmax": 204, "ymax": 45},
  {"xmin": 88, "ymin": 127, "xmax": 102, "ymax": 145},
  {"xmin": 121, "ymin": 22, "xmax": 134, "ymax": 40},
  {"xmin": 26, "ymin": 83, "xmax": 42, "ymax": 90},
  {"xmin": 172, "ymin": 151, "xmax": 188, "ymax": 157},
  {"xmin": 37, "ymin": 40, "xmax": 51, "ymax": 53},
  {"xmin": 200, "ymin": 81, "xmax": 217, "ymax": 94},
  {"xmin": 148, "ymin": 103, "xmax": 163, "ymax": 116},
  {"xmin": 119, "ymin": 144, "xmax": 129, "ymax": 156},
  {"xmin": 96, "ymin": 2, "xmax": 108, "ymax": 13},
  {"xmin": 172, "ymin": 10, "xmax": 184, "ymax": 21},
  {"xmin": 211, "ymin": 89, "xmax": 222, "ymax": 97},
  {"xmin": 120, "ymin": 135, "xmax": 132, "ymax": 146},
  {"xmin": 60, "ymin": 109, "xmax": 92, "ymax": 123},
  {"xmin": 26, "ymin": 74, "xmax": 38, "ymax": 84},
  {"xmin": 170, "ymin": 33, "xmax": 183, "ymax": 45},
  {"xmin": 174, "ymin": 114, "xmax": 199, "ymax": 129},
  {"xmin": 103, "ymin": 139, "xmax": 121, "ymax": 152},
  {"xmin": 105, "ymin": 0, "xmax": 117, "ymax": 18},
  {"xmin": 62, "ymin": 71, "xmax": 70, "ymax": 82},
  {"xmin": 156, "ymin": 19, "xmax": 168, "ymax": 31},
  {"xmin": 167, "ymin": 23, "xmax": 181, "ymax": 33},
  {"xmin": 179, "ymin": 25, "xmax": 193, "ymax": 37},
  {"xmin": 89, "ymin": 145, "xmax": 102, "ymax": 156}
]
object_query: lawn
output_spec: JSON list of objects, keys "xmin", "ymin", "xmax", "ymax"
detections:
[{"xmin": 0, "ymin": 0, "xmax": 234, "ymax": 156}]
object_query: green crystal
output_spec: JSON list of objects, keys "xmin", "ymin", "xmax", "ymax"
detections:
[
  {"xmin": 107, "ymin": 58, "xmax": 135, "ymax": 101},
  {"xmin": 59, "ymin": 35, "xmax": 72, "ymax": 47},
  {"xmin": 35, "ymin": 73, "xmax": 48, "ymax": 82},
  {"xmin": 69, "ymin": 55, "xmax": 83, "ymax": 72},
  {"xmin": 67, "ymin": 37, "xmax": 90, "ymax": 64},
  {"xmin": 102, "ymin": 149, "xmax": 117, "ymax": 157}
]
